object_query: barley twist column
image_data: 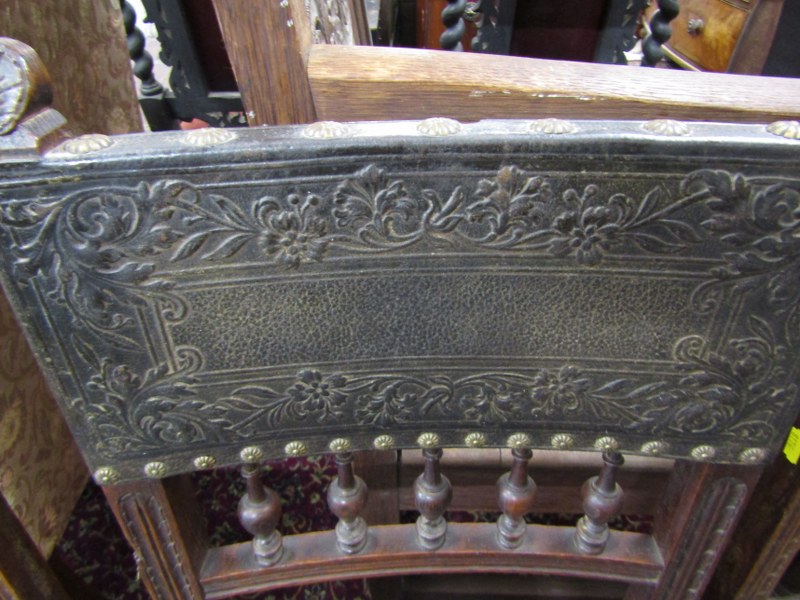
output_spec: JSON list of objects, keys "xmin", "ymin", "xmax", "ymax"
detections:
[
  {"xmin": 440, "ymin": 0, "xmax": 467, "ymax": 51},
  {"xmin": 642, "ymin": 0, "xmax": 680, "ymax": 67}
]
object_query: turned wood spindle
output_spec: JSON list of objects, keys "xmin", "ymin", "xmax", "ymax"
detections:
[
  {"xmin": 327, "ymin": 452, "xmax": 369, "ymax": 554},
  {"xmin": 496, "ymin": 447, "xmax": 537, "ymax": 549},
  {"xmin": 414, "ymin": 447, "xmax": 453, "ymax": 550},
  {"xmin": 574, "ymin": 451, "xmax": 625, "ymax": 555},
  {"xmin": 238, "ymin": 463, "xmax": 284, "ymax": 566}
]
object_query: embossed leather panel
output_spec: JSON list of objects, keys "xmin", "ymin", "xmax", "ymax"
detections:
[{"xmin": 0, "ymin": 120, "xmax": 798, "ymax": 482}]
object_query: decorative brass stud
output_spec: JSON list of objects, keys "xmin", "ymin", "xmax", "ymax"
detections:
[
  {"xmin": 551, "ymin": 433, "xmax": 574, "ymax": 450},
  {"xmin": 302, "ymin": 121, "xmax": 350, "ymax": 139},
  {"xmin": 284, "ymin": 441, "xmax": 308, "ymax": 457},
  {"xmin": 329, "ymin": 437, "xmax": 352, "ymax": 453},
  {"xmin": 417, "ymin": 117, "xmax": 462, "ymax": 136},
  {"xmin": 417, "ymin": 432, "xmax": 441, "ymax": 448},
  {"xmin": 691, "ymin": 445, "xmax": 716, "ymax": 461},
  {"xmin": 181, "ymin": 128, "xmax": 236, "ymax": 147},
  {"xmin": 61, "ymin": 134, "xmax": 114, "ymax": 155},
  {"xmin": 594, "ymin": 436, "xmax": 620, "ymax": 452},
  {"xmin": 239, "ymin": 446, "xmax": 264, "ymax": 463},
  {"xmin": 193, "ymin": 455, "xmax": 216, "ymax": 470},
  {"xmin": 766, "ymin": 120, "xmax": 800, "ymax": 140},
  {"xmin": 144, "ymin": 461, "xmax": 167, "ymax": 478},
  {"xmin": 528, "ymin": 118, "xmax": 577, "ymax": 135},
  {"xmin": 641, "ymin": 119, "xmax": 691, "ymax": 137},
  {"xmin": 640, "ymin": 441, "xmax": 668, "ymax": 456},
  {"xmin": 739, "ymin": 447, "xmax": 767, "ymax": 464},
  {"xmin": 506, "ymin": 433, "xmax": 531, "ymax": 450},
  {"xmin": 373, "ymin": 434, "xmax": 395, "ymax": 450},
  {"xmin": 464, "ymin": 432, "xmax": 487, "ymax": 448},
  {"xmin": 93, "ymin": 466, "xmax": 121, "ymax": 485}
]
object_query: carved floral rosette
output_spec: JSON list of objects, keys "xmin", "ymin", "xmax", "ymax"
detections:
[{"xmin": 0, "ymin": 120, "xmax": 798, "ymax": 481}]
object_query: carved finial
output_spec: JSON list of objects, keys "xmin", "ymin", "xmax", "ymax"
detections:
[{"xmin": 0, "ymin": 38, "xmax": 54, "ymax": 135}]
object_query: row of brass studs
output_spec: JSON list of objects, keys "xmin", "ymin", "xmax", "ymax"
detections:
[
  {"xmin": 61, "ymin": 120, "xmax": 800, "ymax": 159},
  {"xmin": 92, "ymin": 440, "xmax": 768, "ymax": 484}
]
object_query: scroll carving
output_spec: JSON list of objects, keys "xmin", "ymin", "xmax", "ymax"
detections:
[{"xmin": 1, "ymin": 164, "xmax": 798, "ymax": 460}]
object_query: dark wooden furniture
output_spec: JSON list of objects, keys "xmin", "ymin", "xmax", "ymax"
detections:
[
  {"xmin": 643, "ymin": 0, "xmax": 787, "ymax": 73},
  {"xmin": 4, "ymin": 36, "xmax": 800, "ymax": 600}
]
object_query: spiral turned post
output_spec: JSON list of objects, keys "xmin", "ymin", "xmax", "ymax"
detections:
[
  {"xmin": 327, "ymin": 452, "xmax": 369, "ymax": 554},
  {"xmin": 574, "ymin": 451, "xmax": 625, "ymax": 555},
  {"xmin": 414, "ymin": 448, "xmax": 453, "ymax": 549},
  {"xmin": 642, "ymin": 0, "xmax": 680, "ymax": 67},
  {"xmin": 120, "ymin": 0, "xmax": 163, "ymax": 96},
  {"xmin": 440, "ymin": 0, "xmax": 467, "ymax": 51},
  {"xmin": 496, "ymin": 447, "xmax": 537, "ymax": 549},
  {"xmin": 238, "ymin": 463, "xmax": 284, "ymax": 566}
]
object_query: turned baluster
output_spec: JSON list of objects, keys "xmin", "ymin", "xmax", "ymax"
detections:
[
  {"xmin": 574, "ymin": 451, "xmax": 625, "ymax": 555},
  {"xmin": 496, "ymin": 447, "xmax": 537, "ymax": 549},
  {"xmin": 414, "ymin": 447, "xmax": 453, "ymax": 550},
  {"xmin": 238, "ymin": 461, "xmax": 284, "ymax": 566},
  {"xmin": 327, "ymin": 451, "xmax": 369, "ymax": 554},
  {"xmin": 642, "ymin": 0, "xmax": 680, "ymax": 67}
]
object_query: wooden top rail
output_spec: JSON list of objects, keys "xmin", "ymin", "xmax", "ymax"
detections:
[{"xmin": 308, "ymin": 45, "xmax": 800, "ymax": 123}]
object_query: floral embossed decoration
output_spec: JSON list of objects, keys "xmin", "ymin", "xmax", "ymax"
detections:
[{"xmin": 1, "ymin": 165, "xmax": 799, "ymax": 456}]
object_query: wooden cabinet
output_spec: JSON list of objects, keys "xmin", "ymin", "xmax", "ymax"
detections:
[{"xmin": 646, "ymin": 0, "xmax": 786, "ymax": 73}]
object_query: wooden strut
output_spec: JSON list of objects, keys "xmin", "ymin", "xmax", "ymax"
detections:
[
  {"xmin": 575, "ymin": 451, "xmax": 625, "ymax": 555},
  {"xmin": 496, "ymin": 447, "xmax": 537, "ymax": 549},
  {"xmin": 327, "ymin": 451, "xmax": 369, "ymax": 554},
  {"xmin": 414, "ymin": 448, "xmax": 453, "ymax": 549},
  {"xmin": 238, "ymin": 463, "xmax": 284, "ymax": 566}
]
